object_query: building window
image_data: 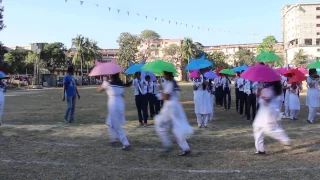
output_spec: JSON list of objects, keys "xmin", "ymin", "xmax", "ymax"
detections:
[
  {"xmin": 317, "ymin": 7, "xmax": 320, "ymax": 10},
  {"xmin": 317, "ymin": 39, "xmax": 320, "ymax": 45},
  {"xmin": 317, "ymin": 24, "xmax": 320, "ymax": 27},
  {"xmin": 156, "ymin": 44, "xmax": 161, "ymax": 48},
  {"xmin": 318, "ymin": 49, "xmax": 320, "ymax": 52},
  {"xmin": 317, "ymin": 32, "xmax": 320, "ymax": 35},
  {"xmin": 317, "ymin": 16, "xmax": 320, "ymax": 19},
  {"xmin": 305, "ymin": 39, "xmax": 312, "ymax": 45}
]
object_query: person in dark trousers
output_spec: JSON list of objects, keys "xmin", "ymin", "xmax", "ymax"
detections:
[
  {"xmin": 62, "ymin": 66, "xmax": 80, "ymax": 124},
  {"xmin": 221, "ymin": 75, "xmax": 231, "ymax": 110},
  {"xmin": 145, "ymin": 75, "xmax": 155, "ymax": 118},
  {"xmin": 153, "ymin": 78, "xmax": 161, "ymax": 115},
  {"xmin": 215, "ymin": 76, "xmax": 223, "ymax": 106},
  {"xmin": 235, "ymin": 72, "xmax": 240, "ymax": 112},
  {"xmin": 245, "ymin": 81, "xmax": 257, "ymax": 121},
  {"xmin": 133, "ymin": 72, "xmax": 149, "ymax": 126},
  {"xmin": 237, "ymin": 72, "xmax": 247, "ymax": 117}
]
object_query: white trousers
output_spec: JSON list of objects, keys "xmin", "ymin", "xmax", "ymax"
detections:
[
  {"xmin": 108, "ymin": 125, "xmax": 130, "ymax": 146},
  {"xmin": 284, "ymin": 105, "xmax": 290, "ymax": 117},
  {"xmin": 308, "ymin": 107, "xmax": 318, "ymax": 121},
  {"xmin": 290, "ymin": 110, "xmax": 299, "ymax": 119},
  {"xmin": 253, "ymin": 126, "xmax": 290, "ymax": 152},
  {"xmin": 278, "ymin": 100, "xmax": 283, "ymax": 112},
  {"xmin": 156, "ymin": 121, "xmax": 190, "ymax": 151},
  {"xmin": 196, "ymin": 114, "xmax": 209, "ymax": 126}
]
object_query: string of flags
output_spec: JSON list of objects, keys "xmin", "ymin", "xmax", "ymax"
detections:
[{"xmin": 64, "ymin": 0, "xmax": 260, "ymax": 36}]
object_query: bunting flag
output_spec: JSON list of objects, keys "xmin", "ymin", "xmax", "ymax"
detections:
[{"xmin": 64, "ymin": 0, "xmax": 261, "ymax": 36}]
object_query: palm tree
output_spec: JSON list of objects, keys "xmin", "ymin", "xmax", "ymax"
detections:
[
  {"xmin": 181, "ymin": 37, "xmax": 196, "ymax": 65},
  {"xmin": 293, "ymin": 49, "xmax": 309, "ymax": 67},
  {"xmin": 71, "ymin": 35, "xmax": 86, "ymax": 80}
]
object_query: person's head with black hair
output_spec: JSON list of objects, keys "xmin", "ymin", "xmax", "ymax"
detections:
[
  {"xmin": 67, "ymin": 66, "xmax": 74, "ymax": 75},
  {"xmin": 110, "ymin": 73, "xmax": 132, "ymax": 87},
  {"xmin": 267, "ymin": 81, "xmax": 282, "ymax": 96},
  {"xmin": 309, "ymin": 68, "xmax": 317, "ymax": 78},
  {"xmin": 145, "ymin": 75, "xmax": 150, "ymax": 82},
  {"xmin": 134, "ymin": 72, "xmax": 141, "ymax": 80},
  {"xmin": 259, "ymin": 62, "xmax": 265, "ymax": 65},
  {"xmin": 236, "ymin": 72, "xmax": 240, "ymax": 77},
  {"xmin": 163, "ymin": 71, "xmax": 174, "ymax": 81}
]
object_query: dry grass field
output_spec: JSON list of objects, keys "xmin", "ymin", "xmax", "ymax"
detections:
[{"xmin": 1, "ymin": 84, "xmax": 320, "ymax": 180}]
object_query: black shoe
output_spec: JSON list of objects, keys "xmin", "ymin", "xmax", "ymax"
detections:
[
  {"xmin": 0, "ymin": 122, "xmax": 2, "ymax": 126},
  {"xmin": 254, "ymin": 151, "xmax": 266, "ymax": 155},
  {"xmin": 109, "ymin": 141, "xmax": 117, "ymax": 147},
  {"xmin": 179, "ymin": 150, "xmax": 191, "ymax": 156},
  {"xmin": 163, "ymin": 147, "xmax": 173, "ymax": 153},
  {"xmin": 121, "ymin": 145, "xmax": 131, "ymax": 151}
]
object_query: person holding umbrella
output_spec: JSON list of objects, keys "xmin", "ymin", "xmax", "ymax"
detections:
[{"xmin": 91, "ymin": 62, "xmax": 132, "ymax": 150}]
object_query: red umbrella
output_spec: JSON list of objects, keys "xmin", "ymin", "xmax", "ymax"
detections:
[
  {"xmin": 289, "ymin": 75, "xmax": 307, "ymax": 83},
  {"xmin": 283, "ymin": 68, "xmax": 304, "ymax": 77},
  {"xmin": 298, "ymin": 67, "xmax": 308, "ymax": 75},
  {"xmin": 216, "ymin": 67, "xmax": 223, "ymax": 76}
]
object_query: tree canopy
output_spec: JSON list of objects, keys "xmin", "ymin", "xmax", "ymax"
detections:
[
  {"xmin": 140, "ymin": 30, "xmax": 160, "ymax": 41},
  {"xmin": 257, "ymin": 35, "xmax": 278, "ymax": 53},
  {"xmin": 40, "ymin": 42, "xmax": 67, "ymax": 73},
  {"xmin": 0, "ymin": 1, "xmax": 4, "ymax": 31},
  {"xmin": 206, "ymin": 51, "xmax": 229, "ymax": 69},
  {"xmin": 233, "ymin": 48, "xmax": 255, "ymax": 66},
  {"xmin": 3, "ymin": 49, "xmax": 33, "ymax": 74},
  {"xmin": 163, "ymin": 44, "xmax": 181, "ymax": 68},
  {"xmin": 293, "ymin": 49, "xmax": 309, "ymax": 67},
  {"xmin": 117, "ymin": 32, "xmax": 141, "ymax": 69}
]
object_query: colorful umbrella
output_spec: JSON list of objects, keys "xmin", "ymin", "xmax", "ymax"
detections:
[
  {"xmin": 254, "ymin": 51, "xmax": 282, "ymax": 62},
  {"xmin": 125, "ymin": 64, "xmax": 144, "ymax": 74},
  {"xmin": 219, "ymin": 69, "xmax": 236, "ymax": 76},
  {"xmin": 298, "ymin": 67, "xmax": 308, "ymax": 75},
  {"xmin": 241, "ymin": 64, "xmax": 281, "ymax": 82},
  {"xmin": 283, "ymin": 69, "xmax": 305, "ymax": 77},
  {"xmin": 204, "ymin": 71, "xmax": 218, "ymax": 79},
  {"xmin": 189, "ymin": 70, "xmax": 200, "ymax": 79},
  {"xmin": 289, "ymin": 75, "xmax": 307, "ymax": 83},
  {"xmin": 142, "ymin": 60, "xmax": 177, "ymax": 75},
  {"xmin": 307, "ymin": 59, "xmax": 320, "ymax": 69},
  {"xmin": 274, "ymin": 68, "xmax": 286, "ymax": 74},
  {"xmin": 0, "ymin": 72, "xmax": 6, "ymax": 79},
  {"xmin": 185, "ymin": 54, "xmax": 213, "ymax": 70},
  {"xmin": 89, "ymin": 62, "xmax": 124, "ymax": 76}
]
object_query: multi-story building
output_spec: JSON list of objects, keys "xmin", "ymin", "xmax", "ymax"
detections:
[
  {"xmin": 7, "ymin": 43, "xmax": 48, "ymax": 52},
  {"xmin": 203, "ymin": 42, "xmax": 284, "ymax": 65},
  {"xmin": 282, "ymin": 2, "xmax": 320, "ymax": 64}
]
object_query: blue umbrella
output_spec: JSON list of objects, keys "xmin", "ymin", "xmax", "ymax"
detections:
[
  {"xmin": 0, "ymin": 72, "xmax": 6, "ymax": 78},
  {"xmin": 185, "ymin": 56, "xmax": 213, "ymax": 70},
  {"xmin": 125, "ymin": 64, "xmax": 144, "ymax": 74},
  {"xmin": 204, "ymin": 71, "xmax": 218, "ymax": 79},
  {"xmin": 233, "ymin": 66, "xmax": 243, "ymax": 72},
  {"xmin": 241, "ymin": 64, "xmax": 249, "ymax": 71}
]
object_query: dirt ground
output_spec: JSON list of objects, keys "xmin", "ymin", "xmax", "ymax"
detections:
[{"xmin": 1, "ymin": 84, "xmax": 320, "ymax": 180}]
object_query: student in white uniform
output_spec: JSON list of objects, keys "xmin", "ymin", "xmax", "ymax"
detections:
[
  {"xmin": 97, "ymin": 73, "xmax": 132, "ymax": 150},
  {"xmin": 196, "ymin": 70, "xmax": 212, "ymax": 128},
  {"xmin": 253, "ymin": 81, "xmax": 291, "ymax": 155},
  {"xmin": 153, "ymin": 78, "xmax": 161, "ymax": 114},
  {"xmin": 244, "ymin": 80, "xmax": 258, "ymax": 121},
  {"xmin": 155, "ymin": 71, "xmax": 194, "ymax": 156},
  {"xmin": 215, "ymin": 76, "xmax": 223, "ymax": 106},
  {"xmin": 306, "ymin": 69, "xmax": 320, "ymax": 124},
  {"xmin": 289, "ymin": 83, "xmax": 300, "ymax": 120},
  {"xmin": 235, "ymin": 73, "xmax": 240, "ymax": 112},
  {"xmin": 0, "ymin": 80, "xmax": 6, "ymax": 125},
  {"xmin": 221, "ymin": 75, "xmax": 231, "ymax": 110},
  {"xmin": 133, "ymin": 72, "xmax": 149, "ymax": 126},
  {"xmin": 237, "ymin": 74, "xmax": 247, "ymax": 117},
  {"xmin": 193, "ymin": 77, "xmax": 203, "ymax": 127},
  {"xmin": 283, "ymin": 76, "xmax": 291, "ymax": 118},
  {"xmin": 145, "ymin": 75, "xmax": 155, "ymax": 118}
]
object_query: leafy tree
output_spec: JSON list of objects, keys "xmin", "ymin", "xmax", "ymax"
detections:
[
  {"xmin": 163, "ymin": 44, "xmax": 181, "ymax": 68},
  {"xmin": 257, "ymin": 35, "xmax": 278, "ymax": 53},
  {"xmin": 206, "ymin": 51, "xmax": 229, "ymax": 69},
  {"xmin": 117, "ymin": 32, "xmax": 141, "ymax": 69},
  {"xmin": 293, "ymin": 49, "xmax": 309, "ymax": 67},
  {"xmin": 72, "ymin": 35, "xmax": 86, "ymax": 77},
  {"xmin": 0, "ymin": 42, "xmax": 7, "ymax": 62},
  {"xmin": 0, "ymin": 1, "xmax": 4, "ymax": 31},
  {"xmin": 4, "ymin": 49, "xmax": 30, "ymax": 74},
  {"xmin": 140, "ymin": 30, "xmax": 160, "ymax": 41},
  {"xmin": 233, "ymin": 48, "xmax": 255, "ymax": 66},
  {"xmin": 181, "ymin": 37, "xmax": 197, "ymax": 65},
  {"xmin": 40, "ymin": 42, "xmax": 67, "ymax": 73}
]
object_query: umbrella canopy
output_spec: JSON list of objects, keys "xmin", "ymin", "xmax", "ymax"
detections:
[
  {"xmin": 204, "ymin": 71, "xmax": 218, "ymax": 79},
  {"xmin": 189, "ymin": 70, "xmax": 200, "ymax": 79},
  {"xmin": 185, "ymin": 55, "xmax": 213, "ymax": 70},
  {"xmin": 141, "ymin": 72, "xmax": 157, "ymax": 81},
  {"xmin": 289, "ymin": 75, "xmax": 307, "ymax": 83},
  {"xmin": 283, "ymin": 69, "xmax": 305, "ymax": 77},
  {"xmin": 307, "ymin": 60, "xmax": 320, "ymax": 69},
  {"xmin": 125, "ymin": 64, "xmax": 144, "ymax": 74},
  {"xmin": 89, "ymin": 62, "xmax": 124, "ymax": 76},
  {"xmin": 254, "ymin": 51, "xmax": 282, "ymax": 63},
  {"xmin": 241, "ymin": 64, "xmax": 281, "ymax": 82},
  {"xmin": 298, "ymin": 67, "xmax": 308, "ymax": 75},
  {"xmin": 219, "ymin": 69, "xmax": 236, "ymax": 76},
  {"xmin": 0, "ymin": 72, "xmax": 6, "ymax": 79},
  {"xmin": 142, "ymin": 60, "xmax": 177, "ymax": 75}
]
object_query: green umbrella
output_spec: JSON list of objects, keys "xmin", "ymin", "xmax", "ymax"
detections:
[
  {"xmin": 142, "ymin": 60, "xmax": 177, "ymax": 76},
  {"xmin": 254, "ymin": 51, "xmax": 282, "ymax": 62},
  {"xmin": 219, "ymin": 69, "xmax": 236, "ymax": 76},
  {"xmin": 307, "ymin": 59, "xmax": 320, "ymax": 69}
]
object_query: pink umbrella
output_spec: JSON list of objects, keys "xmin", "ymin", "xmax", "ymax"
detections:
[
  {"xmin": 298, "ymin": 67, "xmax": 308, "ymax": 75},
  {"xmin": 89, "ymin": 62, "xmax": 124, "ymax": 76},
  {"xmin": 241, "ymin": 64, "xmax": 281, "ymax": 82},
  {"xmin": 189, "ymin": 70, "xmax": 200, "ymax": 78},
  {"xmin": 274, "ymin": 68, "xmax": 286, "ymax": 75}
]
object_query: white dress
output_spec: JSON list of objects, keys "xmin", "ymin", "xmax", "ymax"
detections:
[
  {"xmin": 289, "ymin": 88, "xmax": 300, "ymax": 110},
  {"xmin": 193, "ymin": 80, "xmax": 203, "ymax": 114},
  {"xmin": 155, "ymin": 81, "xmax": 194, "ymax": 140},
  {"xmin": 306, "ymin": 77, "xmax": 320, "ymax": 108}
]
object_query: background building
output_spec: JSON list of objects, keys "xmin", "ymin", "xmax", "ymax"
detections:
[
  {"xmin": 7, "ymin": 43, "xmax": 48, "ymax": 52},
  {"xmin": 282, "ymin": 2, "xmax": 320, "ymax": 64}
]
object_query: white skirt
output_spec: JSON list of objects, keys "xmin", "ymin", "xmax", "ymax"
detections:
[
  {"xmin": 106, "ymin": 96, "xmax": 126, "ymax": 128},
  {"xmin": 199, "ymin": 90, "xmax": 213, "ymax": 114},
  {"xmin": 155, "ymin": 100, "xmax": 194, "ymax": 139},
  {"xmin": 194, "ymin": 90, "xmax": 203, "ymax": 114},
  {"xmin": 289, "ymin": 93, "xmax": 300, "ymax": 110},
  {"xmin": 306, "ymin": 88, "xmax": 320, "ymax": 108}
]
